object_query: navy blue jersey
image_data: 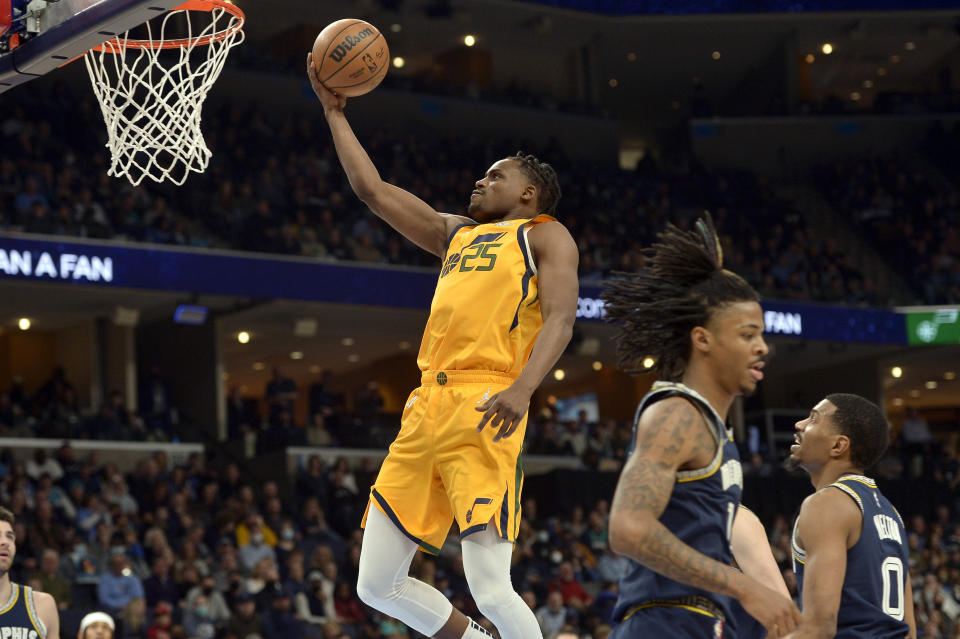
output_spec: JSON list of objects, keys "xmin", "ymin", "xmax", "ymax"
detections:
[
  {"xmin": 792, "ymin": 475, "xmax": 910, "ymax": 639},
  {"xmin": 613, "ymin": 382, "xmax": 744, "ymax": 626},
  {"xmin": 0, "ymin": 583, "xmax": 47, "ymax": 639}
]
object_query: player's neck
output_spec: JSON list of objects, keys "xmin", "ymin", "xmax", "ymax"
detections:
[
  {"xmin": 0, "ymin": 573, "xmax": 12, "ymax": 604},
  {"xmin": 680, "ymin": 369, "xmax": 734, "ymax": 422},
  {"xmin": 494, "ymin": 208, "xmax": 539, "ymax": 223},
  {"xmin": 812, "ymin": 463, "xmax": 863, "ymax": 491}
]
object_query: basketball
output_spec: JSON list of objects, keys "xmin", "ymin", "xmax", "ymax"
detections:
[{"xmin": 312, "ymin": 19, "xmax": 389, "ymax": 98}]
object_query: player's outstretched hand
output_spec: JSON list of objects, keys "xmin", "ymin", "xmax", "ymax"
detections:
[
  {"xmin": 475, "ymin": 385, "xmax": 531, "ymax": 442},
  {"xmin": 739, "ymin": 580, "xmax": 802, "ymax": 638},
  {"xmin": 307, "ymin": 53, "xmax": 346, "ymax": 114}
]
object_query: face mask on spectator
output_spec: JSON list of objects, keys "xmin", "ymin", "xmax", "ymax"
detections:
[
  {"xmin": 282, "ymin": 529, "xmax": 295, "ymax": 541},
  {"xmin": 195, "ymin": 605, "xmax": 209, "ymax": 618},
  {"xmin": 251, "ymin": 532, "xmax": 264, "ymax": 544}
]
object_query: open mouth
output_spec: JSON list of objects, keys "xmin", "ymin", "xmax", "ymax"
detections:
[{"xmin": 748, "ymin": 363, "xmax": 765, "ymax": 381}]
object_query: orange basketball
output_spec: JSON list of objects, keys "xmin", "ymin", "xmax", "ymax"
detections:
[{"xmin": 312, "ymin": 19, "xmax": 389, "ymax": 98}]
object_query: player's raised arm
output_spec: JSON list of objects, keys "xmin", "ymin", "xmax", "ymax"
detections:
[
  {"xmin": 307, "ymin": 53, "xmax": 467, "ymax": 257},
  {"xmin": 786, "ymin": 490, "xmax": 859, "ymax": 639},
  {"xmin": 608, "ymin": 398, "xmax": 801, "ymax": 638}
]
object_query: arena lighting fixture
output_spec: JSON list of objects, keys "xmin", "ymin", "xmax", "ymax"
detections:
[
  {"xmin": 463, "ymin": 34, "xmax": 476, "ymax": 47},
  {"xmin": 805, "ymin": 53, "xmax": 815, "ymax": 63},
  {"xmin": 309, "ymin": 365, "xmax": 321, "ymax": 374},
  {"xmin": 850, "ymin": 91, "xmax": 861, "ymax": 101},
  {"xmin": 290, "ymin": 351, "xmax": 304, "ymax": 360},
  {"xmin": 905, "ymin": 41, "xmax": 916, "ymax": 50},
  {"xmin": 341, "ymin": 337, "xmax": 355, "ymax": 346},
  {"xmin": 237, "ymin": 331, "xmax": 250, "ymax": 344},
  {"xmin": 592, "ymin": 361, "xmax": 603, "ymax": 371},
  {"xmin": 891, "ymin": 366, "xmax": 903, "ymax": 378},
  {"xmin": 908, "ymin": 389, "xmax": 920, "ymax": 398},
  {"xmin": 17, "ymin": 318, "xmax": 30, "ymax": 331},
  {"xmin": 392, "ymin": 57, "xmax": 405, "ymax": 68},
  {"xmin": 608, "ymin": 78, "xmax": 618, "ymax": 88},
  {"xmin": 642, "ymin": 357, "xmax": 656, "ymax": 369},
  {"xmin": 252, "ymin": 362, "xmax": 265, "ymax": 371},
  {"xmin": 173, "ymin": 305, "xmax": 207, "ymax": 325},
  {"xmin": 877, "ymin": 67, "xmax": 887, "ymax": 76},
  {"xmin": 389, "ymin": 23, "xmax": 402, "ymax": 33},
  {"xmin": 348, "ymin": 354, "xmax": 360, "ymax": 363},
  {"xmin": 398, "ymin": 341, "xmax": 411, "ymax": 350},
  {"xmin": 711, "ymin": 50, "xmax": 721, "ymax": 60},
  {"xmin": 863, "ymin": 80, "xmax": 874, "ymax": 89},
  {"xmin": 945, "ymin": 371, "xmax": 957, "ymax": 380},
  {"xmin": 890, "ymin": 54, "xmax": 901, "ymax": 64},
  {"xmin": 892, "ymin": 398, "xmax": 904, "ymax": 406},
  {"xmin": 553, "ymin": 369, "xmax": 566, "ymax": 381},
  {"xmin": 627, "ymin": 52, "xmax": 637, "ymax": 62},
  {"xmin": 925, "ymin": 380, "xmax": 938, "ymax": 390},
  {"xmin": 821, "ymin": 43, "xmax": 833, "ymax": 54}
]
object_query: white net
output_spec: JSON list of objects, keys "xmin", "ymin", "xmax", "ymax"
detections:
[{"xmin": 84, "ymin": 3, "xmax": 244, "ymax": 186}]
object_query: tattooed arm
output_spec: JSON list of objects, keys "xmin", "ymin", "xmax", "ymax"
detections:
[{"xmin": 608, "ymin": 397, "xmax": 801, "ymax": 638}]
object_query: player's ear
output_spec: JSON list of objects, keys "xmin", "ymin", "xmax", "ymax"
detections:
[
  {"xmin": 831, "ymin": 434, "xmax": 851, "ymax": 459},
  {"xmin": 521, "ymin": 182, "xmax": 537, "ymax": 206},
  {"xmin": 690, "ymin": 325, "xmax": 711, "ymax": 354}
]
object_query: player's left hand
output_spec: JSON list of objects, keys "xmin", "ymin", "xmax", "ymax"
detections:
[{"xmin": 475, "ymin": 385, "xmax": 531, "ymax": 442}]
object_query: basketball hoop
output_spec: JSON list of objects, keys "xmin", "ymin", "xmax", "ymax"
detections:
[{"xmin": 84, "ymin": 0, "xmax": 245, "ymax": 186}]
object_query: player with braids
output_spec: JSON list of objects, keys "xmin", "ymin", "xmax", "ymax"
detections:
[
  {"xmin": 604, "ymin": 214, "xmax": 801, "ymax": 638},
  {"xmin": 308, "ymin": 53, "xmax": 579, "ymax": 639},
  {"xmin": 510, "ymin": 152, "xmax": 561, "ymax": 216}
]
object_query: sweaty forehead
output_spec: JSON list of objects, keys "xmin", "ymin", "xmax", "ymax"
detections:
[{"xmin": 486, "ymin": 159, "xmax": 520, "ymax": 177}]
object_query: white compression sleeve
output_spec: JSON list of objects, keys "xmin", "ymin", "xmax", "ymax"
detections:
[
  {"xmin": 356, "ymin": 505, "xmax": 454, "ymax": 636},
  {"xmin": 461, "ymin": 524, "xmax": 543, "ymax": 639}
]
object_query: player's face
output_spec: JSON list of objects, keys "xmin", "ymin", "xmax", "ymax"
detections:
[
  {"xmin": 702, "ymin": 300, "xmax": 768, "ymax": 397},
  {"xmin": 468, "ymin": 159, "xmax": 530, "ymax": 222},
  {"xmin": 0, "ymin": 521, "xmax": 16, "ymax": 573},
  {"xmin": 82, "ymin": 622, "xmax": 114, "ymax": 639},
  {"xmin": 790, "ymin": 399, "xmax": 840, "ymax": 470}
]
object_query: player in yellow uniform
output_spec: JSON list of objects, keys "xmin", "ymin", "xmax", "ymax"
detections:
[{"xmin": 309, "ymin": 56, "xmax": 579, "ymax": 639}]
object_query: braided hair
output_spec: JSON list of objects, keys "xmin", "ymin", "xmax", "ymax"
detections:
[
  {"xmin": 511, "ymin": 152, "xmax": 561, "ymax": 216},
  {"xmin": 602, "ymin": 213, "xmax": 759, "ymax": 379}
]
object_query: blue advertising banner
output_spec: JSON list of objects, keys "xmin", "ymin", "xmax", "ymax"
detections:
[
  {"xmin": 517, "ymin": 0, "xmax": 957, "ymax": 14},
  {"xmin": 576, "ymin": 285, "xmax": 906, "ymax": 345},
  {"xmin": 0, "ymin": 235, "xmax": 907, "ymax": 344},
  {"xmin": 0, "ymin": 235, "xmax": 439, "ymax": 309}
]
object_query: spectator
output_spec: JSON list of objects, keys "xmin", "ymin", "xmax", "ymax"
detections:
[
  {"xmin": 79, "ymin": 611, "xmax": 116, "ymax": 639},
  {"xmin": 536, "ymin": 591, "xmax": 567, "ymax": 639},
  {"xmin": 262, "ymin": 590, "xmax": 306, "ymax": 639},
  {"xmin": 185, "ymin": 575, "xmax": 230, "ymax": 627},
  {"xmin": 226, "ymin": 592, "xmax": 264, "ymax": 638},
  {"xmin": 182, "ymin": 593, "xmax": 217, "ymax": 639},
  {"xmin": 145, "ymin": 602, "xmax": 172, "ymax": 639},
  {"xmin": 237, "ymin": 513, "xmax": 277, "ymax": 572},
  {"xmin": 141, "ymin": 555, "xmax": 178, "ymax": 610},
  {"xmin": 26, "ymin": 450, "xmax": 64, "ymax": 482},
  {"xmin": 30, "ymin": 548, "xmax": 71, "ymax": 609},
  {"xmin": 97, "ymin": 551, "xmax": 146, "ymax": 615},
  {"xmin": 548, "ymin": 561, "xmax": 593, "ymax": 612},
  {"xmin": 265, "ymin": 368, "xmax": 298, "ymax": 423},
  {"xmin": 117, "ymin": 598, "xmax": 147, "ymax": 639},
  {"xmin": 296, "ymin": 570, "xmax": 331, "ymax": 625}
]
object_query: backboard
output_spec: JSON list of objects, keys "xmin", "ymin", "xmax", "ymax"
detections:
[{"xmin": 0, "ymin": 0, "xmax": 182, "ymax": 93}]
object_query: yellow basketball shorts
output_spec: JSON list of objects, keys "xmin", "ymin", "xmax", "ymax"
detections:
[{"xmin": 361, "ymin": 370, "xmax": 526, "ymax": 554}]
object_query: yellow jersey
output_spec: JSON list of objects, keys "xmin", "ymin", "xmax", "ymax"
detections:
[{"xmin": 417, "ymin": 214, "xmax": 557, "ymax": 377}]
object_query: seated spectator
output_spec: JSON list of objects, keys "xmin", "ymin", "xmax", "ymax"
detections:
[
  {"xmin": 182, "ymin": 593, "xmax": 216, "ymax": 639},
  {"xmin": 547, "ymin": 561, "xmax": 593, "ymax": 612},
  {"xmin": 145, "ymin": 602, "xmax": 172, "ymax": 639},
  {"xmin": 30, "ymin": 548, "xmax": 71, "ymax": 609},
  {"xmin": 226, "ymin": 592, "xmax": 264, "ymax": 639},
  {"xmin": 97, "ymin": 551, "xmax": 146, "ymax": 616},
  {"xmin": 185, "ymin": 575, "xmax": 230, "ymax": 627},
  {"xmin": 117, "ymin": 598, "xmax": 147, "ymax": 639},
  {"xmin": 536, "ymin": 591, "xmax": 567, "ymax": 639},
  {"xmin": 262, "ymin": 590, "xmax": 305, "ymax": 639},
  {"xmin": 141, "ymin": 555, "xmax": 178, "ymax": 611}
]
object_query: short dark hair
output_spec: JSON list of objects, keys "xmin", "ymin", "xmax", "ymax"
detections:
[
  {"xmin": 825, "ymin": 393, "xmax": 890, "ymax": 469},
  {"xmin": 603, "ymin": 213, "xmax": 759, "ymax": 378},
  {"xmin": 511, "ymin": 152, "xmax": 561, "ymax": 216},
  {"xmin": 0, "ymin": 507, "xmax": 14, "ymax": 528}
]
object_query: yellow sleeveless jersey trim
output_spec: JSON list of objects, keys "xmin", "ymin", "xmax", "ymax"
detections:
[{"xmin": 0, "ymin": 583, "xmax": 20, "ymax": 614}]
